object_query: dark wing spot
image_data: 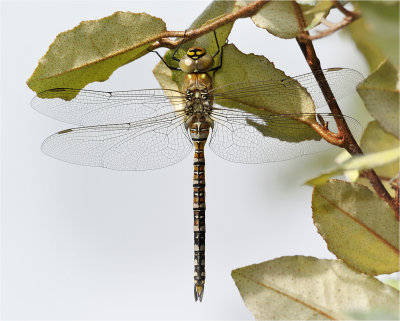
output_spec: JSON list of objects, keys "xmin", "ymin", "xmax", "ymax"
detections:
[{"xmin": 58, "ymin": 129, "xmax": 73, "ymax": 135}]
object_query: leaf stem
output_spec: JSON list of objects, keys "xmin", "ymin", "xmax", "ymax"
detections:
[
  {"xmin": 392, "ymin": 176, "xmax": 400, "ymax": 220},
  {"xmin": 148, "ymin": 0, "xmax": 269, "ymax": 51},
  {"xmin": 292, "ymin": 1, "xmax": 398, "ymax": 215},
  {"xmin": 298, "ymin": 1, "xmax": 360, "ymax": 41},
  {"xmin": 334, "ymin": 0, "xmax": 359, "ymax": 19}
]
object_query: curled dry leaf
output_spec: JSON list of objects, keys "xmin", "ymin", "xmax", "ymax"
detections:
[{"xmin": 232, "ymin": 256, "xmax": 399, "ymax": 320}]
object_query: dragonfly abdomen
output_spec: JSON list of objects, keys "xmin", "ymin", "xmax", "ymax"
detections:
[{"xmin": 189, "ymin": 117, "xmax": 210, "ymax": 302}]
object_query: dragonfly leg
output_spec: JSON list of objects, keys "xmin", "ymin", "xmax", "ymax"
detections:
[
  {"xmin": 171, "ymin": 29, "xmax": 187, "ymax": 62},
  {"xmin": 148, "ymin": 30, "xmax": 188, "ymax": 71},
  {"xmin": 211, "ymin": 30, "xmax": 220, "ymax": 58},
  {"xmin": 208, "ymin": 39, "xmax": 226, "ymax": 73},
  {"xmin": 149, "ymin": 50, "xmax": 182, "ymax": 71},
  {"xmin": 317, "ymin": 113, "xmax": 330, "ymax": 130}
]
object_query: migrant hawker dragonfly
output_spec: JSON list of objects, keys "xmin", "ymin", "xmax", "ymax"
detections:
[{"xmin": 32, "ymin": 36, "xmax": 363, "ymax": 301}]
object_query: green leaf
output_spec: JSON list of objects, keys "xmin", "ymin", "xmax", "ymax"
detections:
[
  {"xmin": 382, "ymin": 277, "xmax": 400, "ymax": 291},
  {"xmin": 336, "ymin": 121, "xmax": 399, "ymax": 197},
  {"xmin": 306, "ymin": 147, "xmax": 399, "ymax": 185},
  {"xmin": 312, "ymin": 180, "xmax": 399, "ymax": 275},
  {"xmin": 346, "ymin": 1, "xmax": 399, "ymax": 71},
  {"xmin": 213, "ymin": 45, "xmax": 315, "ymax": 113},
  {"xmin": 360, "ymin": 121, "xmax": 399, "ymax": 179},
  {"xmin": 183, "ymin": 0, "xmax": 236, "ymax": 51},
  {"xmin": 303, "ymin": 1, "xmax": 334, "ymax": 31},
  {"xmin": 357, "ymin": 60, "xmax": 399, "ymax": 138},
  {"xmin": 213, "ymin": 44, "xmax": 321, "ymax": 142},
  {"xmin": 232, "ymin": 256, "xmax": 399, "ymax": 320},
  {"xmin": 237, "ymin": 0, "xmax": 332, "ymax": 39},
  {"xmin": 27, "ymin": 12, "xmax": 166, "ymax": 98},
  {"xmin": 334, "ymin": 151, "xmax": 360, "ymax": 182},
  {"xmin": 356, "ymin": 120, "xmax": 399, "ymax": 197},
  {"xmin": 347, "ymin": 308, "xmax": 400, "ymax": 320}
]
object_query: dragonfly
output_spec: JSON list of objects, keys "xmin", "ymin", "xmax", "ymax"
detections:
[{"xmin": 31, "ymin": 32, "xmax": 363, "ymax": 302}]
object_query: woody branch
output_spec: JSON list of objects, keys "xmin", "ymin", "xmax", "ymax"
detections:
[{"xmin": 292, "ymin": 0, "xmax": 398, "ymax": 215}]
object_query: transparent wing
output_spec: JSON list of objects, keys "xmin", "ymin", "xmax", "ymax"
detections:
[
  {"xmin": 41, "ymin": 111, "xmax": 193, "ymax": 170},
  {"xmin": 209, "ymin": 107, "xmax": 362, "ymax": 163},
  {"xmin": 32, "ymin": 88, "xmax": 187, "ymax": 126},
  {"xmin": 32, "ymin": 69, "xmax": 362, "ymax": 127},
  {"xmin": 212, "ymin": 68, "xmax": 364, "ymax": 109}
]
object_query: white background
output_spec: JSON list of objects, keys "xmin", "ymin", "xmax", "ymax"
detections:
[{"xmin": 1, "ymin": 1, "xmax": 369, "ymax": 320}]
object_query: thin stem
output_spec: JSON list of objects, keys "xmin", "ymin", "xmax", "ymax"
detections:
[
  {"xmin": 148, "ymin": 0, "xmax": 269, "ymax": 51},
  {"xmin": 298, "ymin": 1, "xmax": 359, "ymax": 42},
  {"xmin": 334, "ymin": 0, "xmax": 359, "ymax": 19},
  {"xmin": 300, "ymin": 15, "xmax": 357, "ymax": 41},
  {"xmin": 392, "ymin": 176, "xmax": 400, "ymax": 220},
  {"xmin": 292, "ymin": 1, "xmax": 398, "ymax": 214}
]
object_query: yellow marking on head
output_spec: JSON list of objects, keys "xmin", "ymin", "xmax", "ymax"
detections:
[
  {"xmin": 187, "ymin": 47, "xmax": 206, "ymax": 60},
  {"xmin": 201, "ymin": 74, "xmax": 206, "ymax": 78}
]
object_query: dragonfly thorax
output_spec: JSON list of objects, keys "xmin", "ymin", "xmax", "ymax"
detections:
[
  {"xmin": 183, "ymin": 73, "xmax": 213, "ymax": 93},
  {"xmin": 183, "ymin": 72, "xmax": 214, "ymax": 117},
  {"xmin": 179, "ymin": 47, "xmax": 214, "ymax": 73},
  {"xmin": 183, "ymin": 72, "xmax": 214, "ymax": 139}
]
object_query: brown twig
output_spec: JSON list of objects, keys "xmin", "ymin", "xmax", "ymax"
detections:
[
  {"xmin": 334, "ymin": 0, "xmax": 359, "ymax": 19},
  {"xmin": 302, "ymin": 16, "xmax": 358, "ymax": 41},
  {"xmin": 394, "ymin": 176, "xmax": 400, "ymax": 219},
  {"xmin": 298, "ymin": 1, "xmax": 360, "ymax": 41},
  {"xmin": 147, "ymin": 0, "xmax": 269, "ymax": 51},
  {"xmin": 292, "ymin": 1, "xmax": 398, "ymax": 214}
]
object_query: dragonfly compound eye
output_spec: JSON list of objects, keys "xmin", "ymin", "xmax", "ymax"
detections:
[
  {"xmin": 196, "ymin": 53, "xmax": 213, "ymax": 72},
  {"xmin": 180, "ymin": 47, "xmax": 213, "ymax": 73},
  {"xmin": 180, "ymin": 54, "xmax": 197, "ymax": 73}
]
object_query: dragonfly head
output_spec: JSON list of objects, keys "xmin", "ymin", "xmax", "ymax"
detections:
[{"xmin": 179, "ymin": 47, "xmax": 214, "ymax": 73}]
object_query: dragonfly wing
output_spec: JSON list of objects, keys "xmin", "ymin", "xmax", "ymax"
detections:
[
  {"xmin": 212, "ymin": 68, "xmax": 364, "ymax": 110},
  {"xmin": 209, "ymin": 107, "xmax": 362, "ymax": 163},
  {"xmin": 32, "ymin": 88, "xmax": 186, "ymax": 126},
  {"xmin": 41, "ymin": 111, "xmax": 193, "ymax": 170},
  {"xmin": 292, "ymin": 68, "xmax": 364, "ymax": 109}
]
